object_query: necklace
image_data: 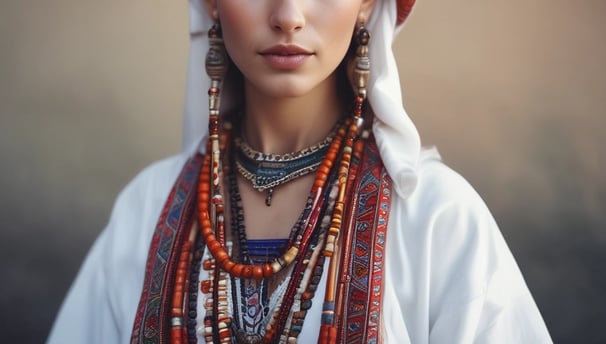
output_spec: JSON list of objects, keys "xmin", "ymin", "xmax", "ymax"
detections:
[
  {"xmin": 235, "ymin": 127, "xmax": 336, "ymax": 206},
  {"xmin": 197, "ymin": 121, "xmax": 348, "ymax": 281}
]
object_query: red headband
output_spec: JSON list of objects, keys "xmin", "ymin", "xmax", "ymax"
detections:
[{"xmin": 396, "ymin": 0, "xmax": 416, "ymax": 25}]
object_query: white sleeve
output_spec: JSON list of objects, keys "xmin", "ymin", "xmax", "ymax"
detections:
[
  {"xmin": 426, "ymin": 197, "xmax": 552, "ymax": 343},
  {"xmin": 46, "ymin": 229, "xmax": 121, "ymax": 344},
  {"xmin": 383, "ymin": 159, "xmax": 552, "ymax": 343},
  {"xmin": 47, "ymin": 154, "xmax": 188, "ymax": 344}
]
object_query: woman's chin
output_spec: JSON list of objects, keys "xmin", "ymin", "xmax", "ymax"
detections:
[{"xmin": 246, "ymin": 76, "xmax": 323, "ymax": 100}]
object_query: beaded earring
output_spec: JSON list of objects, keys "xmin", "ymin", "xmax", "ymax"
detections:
[
  {"xmin": 352, "ymin": 24, "xmax": 371, "ymax": 101},
  {"xmin": 205, "ymin": 23, "xmax": 228, "ymax": 243},
  {"xmin": 324, "ymin": 24, "xmax": 370, "ymax": 256}
]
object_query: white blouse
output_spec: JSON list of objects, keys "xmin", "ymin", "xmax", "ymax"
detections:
[{"xmin": 47, "ymin": 152, "xmax": 552, "ymax": 343}]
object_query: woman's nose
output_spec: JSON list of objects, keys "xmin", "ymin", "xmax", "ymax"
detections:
[{"xmin": 269, "ymin": 0, "xmax": 306, "ymax": 33}]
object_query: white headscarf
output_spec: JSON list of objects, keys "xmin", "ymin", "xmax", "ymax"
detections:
[{"xmin": 183, "ymin": 0, "xmax": 421, "ymax": 198}]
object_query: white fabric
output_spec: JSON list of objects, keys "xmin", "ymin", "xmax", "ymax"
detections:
[
  {"xmin": 47, "ymin": 153, "xmax": 552, "ymax": 343},
  {"xmin": 183, "ymin": 0, "xmax": 421, "ymax": 198}
]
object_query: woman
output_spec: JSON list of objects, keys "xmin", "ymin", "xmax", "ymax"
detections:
[{"xmin": 48, "ymin": 0, "xmax": 552, "ymax": 343}]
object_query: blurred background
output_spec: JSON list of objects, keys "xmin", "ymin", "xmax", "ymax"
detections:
[{"xmin": 1, "ymin": 0, "xmax": 604, "ymax": 342}]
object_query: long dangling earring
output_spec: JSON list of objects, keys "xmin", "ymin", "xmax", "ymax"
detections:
[
  {"xmin": 205, "ymin": 23, "xmax": 228, "ymax": 220},
  {"xmin": 352, "ymin": 24, "xmax": 370, "ymax": 122},
  {"xmin": 324, "ymin": 24, "xmax": 371, "ymax": 256}
]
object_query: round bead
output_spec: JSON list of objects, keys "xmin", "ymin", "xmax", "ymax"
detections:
[
  {"xmin": 318, "ymin": 165, "xmax": 331, "ymax": 177},
  {"xmin": 214, "ymin": 250, "xmax": 229, "ymax": 264},
  {"xmin": 201, "ymin": 219, "xmax": 212, "ymax": 231},
  {"xmin": 242, "ymin": 265, "xmax": 253, "ymax": 279},
  {"xmin": 222, "ymin": 260, "xmax": 235, "ymax": 273},
  {"xmin": 206, "ymin": 239, "xmax": 221, "ymax": 252},
  {"xmin": 357, "ymin": 26, "xmax": 369, "ymax": 45},
  {"xmin": 231, "ymin": 264, "xmax": 244, "ymax": 277},
  {"xmin": 252, "ymin": 265, "xmax": 264, "ymax": 280},
  {"xmin": 202, "ymin": 259, "xmax": 214, "ymax": 270},
  {"xmin": 263, "ymin": 264, "xmax": 273, "ymax": 278},
  {"xmin": 200, "ymin": 280, "xmax": 212, "ymax": 293}
]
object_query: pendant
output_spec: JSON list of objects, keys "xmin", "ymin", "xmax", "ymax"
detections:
[
  {"xmin": 236, "ymin": 329, "xmax": 264, "ymax": 344},
  {"xmin": 265, "ymin": 188, "xmax": 273, "ymax": 207}
]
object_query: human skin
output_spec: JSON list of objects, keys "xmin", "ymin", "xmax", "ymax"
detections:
[
  {"xmin": 204, "ymin": 0, "xmax": 375, "ymax": 154},
  {"xmin": 203, "ymin": 0, "xmax": 375, "ymax": 239}
]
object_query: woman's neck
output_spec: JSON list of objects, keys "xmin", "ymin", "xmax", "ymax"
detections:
[{"xmin": 241, "ymin": 75, "xmax": 344, "ymax": 155}]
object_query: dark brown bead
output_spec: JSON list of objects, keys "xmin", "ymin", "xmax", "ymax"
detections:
[
  {"xmin": 301, "ymin": 299, "xmax": 312, "ymax": 310},
  {"xmin": 357, "ymin": 26, "xmax": 370, "ymax": 46}
]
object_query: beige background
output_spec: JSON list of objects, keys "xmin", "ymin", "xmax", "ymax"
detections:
[{"xmin": 1, "ymin": 0, "xmax": 604, "ymax": 342}]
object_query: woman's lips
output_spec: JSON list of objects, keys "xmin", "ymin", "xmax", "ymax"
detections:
[
  {"xmin": 260, "ymin": 45, "xmax": 313, "ymax": 70},
  {"xmin": 261, "ymin": 54, "xmax": 311, "ymax": 69}
]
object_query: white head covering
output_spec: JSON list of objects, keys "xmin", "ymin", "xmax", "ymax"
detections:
[{"xmin": 183, "ymin": 0, "xmax": 421, "ymax": 198}]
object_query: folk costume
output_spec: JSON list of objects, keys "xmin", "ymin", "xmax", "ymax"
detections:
[{"xmin": 48, "ymin": 0, "xmax": 552, "ymax": 343}]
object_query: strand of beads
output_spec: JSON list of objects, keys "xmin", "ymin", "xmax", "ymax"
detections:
[
  {"xmin": 199, "ymin": 242, "xmax": 234, "ymax": 343},
  {"xmin": 199, "ymin": 254, "xmax": 216, "ymax": 342},
  {"xmin": 185, "ymin": 235, "xmax": 205, "ymax": 344},
  {"xmin": 281, "ymin": 181, "xmax": 336, "ymax": 342},
  {"xmin": 198, "ymin": 148, "xmax": 289, "ymax": 279},
  {"xmin": 215, "ymin": 243, "xmax": 232, "ymax": 343},
  {"xmin": 269, "ymin": 122, "xmax": 347, "ymax": 343},
  {"xmin": 206, "ymin": 24, "xmax": 226, "ymax": 195},
  {"xmin": 319, "ymin": 130, "xmax": 367, "ymax": 344},
  {"xmin": 170, "ymin": 223, "xmax": 198, "ymax": 344},
  {"xmin": 264, "ymin": 159, "xmax": 341, "ymax": 343}
]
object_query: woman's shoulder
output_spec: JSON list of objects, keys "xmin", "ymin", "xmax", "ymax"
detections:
[
  {"xmin": 116, "ymin": 153, "xmax": 191, "ymax": 204},
  {"xmin": 103, "ymin": 152, "xmax": 192, "ymax": 250},
  {"xmin": 110, "ymin": 153, "xmax": 193, "ymax": 219},
  {"xmin": 390, "ymin": 149, "xmax": 505, "ymax": 266},
  {"xmin": 406, "ymin": 149, "xmax": 490, "ymax": 216}
]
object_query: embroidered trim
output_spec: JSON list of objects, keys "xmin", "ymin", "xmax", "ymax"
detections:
[
  {"xmin": 130, "ymin": 154, "xmax": 203, "ymax": 344},
  {"xmin": 339, "ymin": 139, "xmax": 392, "ymax": 343}
]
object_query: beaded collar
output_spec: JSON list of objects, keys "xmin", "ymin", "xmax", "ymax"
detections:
[{"xmin": 234, "ymin": 128, "xmax": 336, "ymax": 206}]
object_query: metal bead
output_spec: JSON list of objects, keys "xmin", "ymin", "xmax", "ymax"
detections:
[
  {"xmin": 171, "ymin": 317, "xmax": 183, "ymax": 327},
  {"xmin": 206, "ymin": 25, "xmax": 227, "ymax": 81},
  {"xmin": 353, "ymin": 25, "xmax": 371, "ymax": 98}
]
